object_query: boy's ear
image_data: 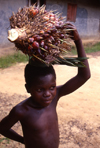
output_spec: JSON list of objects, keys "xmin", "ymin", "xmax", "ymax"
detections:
[{"xmin": 25, "ymin": 84, "xmax": 30, "ymax": 93}]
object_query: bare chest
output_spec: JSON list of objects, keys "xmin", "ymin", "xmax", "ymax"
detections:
[
  {"xmin": 21, "ymin": 105, "xmax": 58, "ymax": 133},
  {"xmin": 20, "ymin": 103, "xmax": 59, "ymax": 148}
]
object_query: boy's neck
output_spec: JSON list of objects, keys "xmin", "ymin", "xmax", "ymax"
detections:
[{"xmin": 28, "ymin": 97, "xmax": 48, "ymax": 109}]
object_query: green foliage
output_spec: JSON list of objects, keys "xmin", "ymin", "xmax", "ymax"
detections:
[
  {"xmin": 85, "ymin": 42, "xmax": 100, "ymax": 53},
  {"xmin": 0, "ymin": 42, "xmax": 100, "ymax": 69},
  {"xmin": 0, "ymin": 137, "xmax": 10, "ymax": 143},
  {"xmin": 0, "ymin": 51, "xmax": 28, "ymax": 68},
  {"xmin": 71, "ymin": 42, "xmax": 100, "ymax": 54}
]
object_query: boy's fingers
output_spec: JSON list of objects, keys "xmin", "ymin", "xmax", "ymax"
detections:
[
  {"xmin": 66, "ymin": 22, "xmax": 75, "ymax": 26},
  {"xmin": 65, "ymin": 22, "xmax": 80, "ymax": 40},
  {"xmin": 66, "ymin": 23, "xmax": 76, "ymax": 29},
  {"xmin": 66, "ymin": 25, "xmax": 76, "ymax": 31}
]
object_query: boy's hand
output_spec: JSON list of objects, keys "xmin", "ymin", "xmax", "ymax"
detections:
[
  {"xmin": 57, "ymin": 22, "xmax": 91, "ymax": 98},
  {"xmin": 66, "ymin": 22, "xmax": 80, "ymax": 41},
  {"xmin": 0, "ymin": 107, "xmax": 24, "ymax": 144}
]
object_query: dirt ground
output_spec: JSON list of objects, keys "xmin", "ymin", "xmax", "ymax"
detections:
[{"xmin": 0, "ymin": 44, "xmax": 100, "ymax": 147}]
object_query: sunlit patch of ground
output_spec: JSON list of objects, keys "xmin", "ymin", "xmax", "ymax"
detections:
[
  {"xmin": 59, "ymin": 120, "xmax": 100, "ymax": 148},
  {"xmin": 0, "ymin": 93, "xmax": 100, "ymax": 148},
  {"xmin": 0, "ymin": 51, "xmax": 100, "ymax": 148}
]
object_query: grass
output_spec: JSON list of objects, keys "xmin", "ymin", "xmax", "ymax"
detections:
[
  {"xmin": 0, "ymin": 42, "xmax": 100, "ymax": 69},
  {"xmin": 0, "ymin": 51, "xmax": 29, "ymax": 68},
  {"xmin": 71, "ymin": 42, "xmax": 100, "ymax": 54},
  {"xmin": 0, "ymin": 137, "xmax": 10, "ymax": 143}
]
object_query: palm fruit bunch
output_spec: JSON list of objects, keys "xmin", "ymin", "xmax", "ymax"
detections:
[{"xmin": 8, "ymin": 4, "xmax": 86, "ymax": 67}]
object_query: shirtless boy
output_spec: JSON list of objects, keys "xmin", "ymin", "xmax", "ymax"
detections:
[{"xmin": 0, "ymin": 23, "xmax": 91, "ymax": 148}]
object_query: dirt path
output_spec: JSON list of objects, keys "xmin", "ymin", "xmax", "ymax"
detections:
[{"xmin": 0, "ymin": 52, "xmax": 100, "ymax": 148}]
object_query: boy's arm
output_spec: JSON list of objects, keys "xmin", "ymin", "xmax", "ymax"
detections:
[
  {"xmin": 0, "ymin": 107, "xmax": 24, "ymax": 144},
  {"xmin": 57, "ymin": 23, "xmax": 91, "ymax": 98}
]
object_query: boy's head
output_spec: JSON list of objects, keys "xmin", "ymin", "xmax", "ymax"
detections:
[
  {"xmin": 24, "ymin": 63, "xmax": 56, "ymax": 107},
  {"xmin": 24, "ymin": 63, "xmax": 56, "ymax": 88}
]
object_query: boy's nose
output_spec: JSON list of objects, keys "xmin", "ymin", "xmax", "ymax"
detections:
[{"xmin": 43, "ymin": 91, "xmax": 51, "ymax": 97}]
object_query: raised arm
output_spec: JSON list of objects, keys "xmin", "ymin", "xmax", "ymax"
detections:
[
  {"xmin": 0, "ymin": 106, "xmax": 24, "ymax": 144},
  {"xmin": 57, "ymin": 23, "xmax": 91, "ymax": 98}
]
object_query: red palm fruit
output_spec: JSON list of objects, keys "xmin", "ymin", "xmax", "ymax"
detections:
[
  {"xmin": 43, "ymin": 33, "xmax": 49, "ymax": 38},
  {"xmin": 55, "ymin": 24, "xmax": 64, "ymax": 29},
  {"xmin": 57, "ymin": 40, "xmax": 61, "ymax": 44},
  {"xmin": 46, "ymin": 30, "xmax": 51, "ymax": 34},
  {"xmin": 31, "ymin": 8, "xmax": 39, "ymax": 16},
  {"xmin": 37, "ymin": 48, "xmax": 42, "ymax": 56},
  {"xmin": 50, "ymin": 16, "xmax": 55, "ymax": 21},
  {"xmin": 44, "ymin": 45, "xmax": 48, "ymax": 50},
  {"xmin": 35, "ymin": 36, "xmax": 43, "ymax": 41},
  {"xmin": 51, "ymin": 28, "xmax": 57, "ymax": 33},
  {"xmin": 28, "ymin": 45, "xmax": 33, "ymax": 50},
  {"xmin": 55, "ymin": 25, "xmax": 61, "ymax": 29},
  {"xmin": 49, "ymin": 13, "xmax": 55, "ymax": 17},
  {"xmin": 59, "ymin": 21, "xmax": 64, "ymax": 25},
  {"xmin": 44, "ymin": 10, "xmax": 47, "ymax": 14},
  {"xmin": 41, "ymin": 54, "xmax": 45, "ymax": 59},
  {"xmin": 39, "ymin": 30, "xmax": 45, "ymax": 34},
  {"xmin": 28, "ymin": 37, "xmax": 34, "ymax": 43},
  {"xmin": 32, "ymin": 41, "xmax": 39, "ymax": 49},
  {"xmin": 43, "ymin": 16, "xmax": 49, "ymax": 21},
  {"xmin": 40, "ymin": 40, "xmax": 44, "ymax": 47},
  {"xmin": 33, "ymin": 35, "xmax": 38, "ymax": 41},
  {"xmin": 35, "ymin": 8, "xmax": 39, "ymax": 14},
  {"xmin": 60, "ymin": 34, "xmax": 64, "ymax": 39},
  {"xmin": 54, "ymin": 42, "xmax": 58, "ymax": 46},
  {"xmin": 28, "ymin": 45, "xmax": 33, "ymax": 55},
  {"xmin": 54, "ymin": 18, "xmax": 58, "ymax": 22}
]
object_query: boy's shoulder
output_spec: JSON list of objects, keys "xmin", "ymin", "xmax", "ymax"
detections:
[{"xmin": 10, "ymin": 98, "xmax": 29, "ymax": 119}]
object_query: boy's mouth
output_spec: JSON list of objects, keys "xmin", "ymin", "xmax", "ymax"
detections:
[{"xmin": 42, "ymin": 98, "xmax": 52, "ymax": 104}]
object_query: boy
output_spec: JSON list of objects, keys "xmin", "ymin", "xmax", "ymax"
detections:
[{"xmin": 0, "ymin": 23, "xmax": 90, "ymax": 148}]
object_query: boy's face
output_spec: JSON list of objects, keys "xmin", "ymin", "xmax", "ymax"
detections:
[{"xmin": 27, "ymin": 74, "xmax": 56, "ymax": 107}]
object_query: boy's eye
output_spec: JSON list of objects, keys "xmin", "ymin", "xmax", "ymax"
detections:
[
  {"xmin": 37, "ymin": 89, "xmax": 42, "ymax": 92},
  {"xmin": 50, "ymin": 86, "xmax": 55, "ymax": 90}
]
